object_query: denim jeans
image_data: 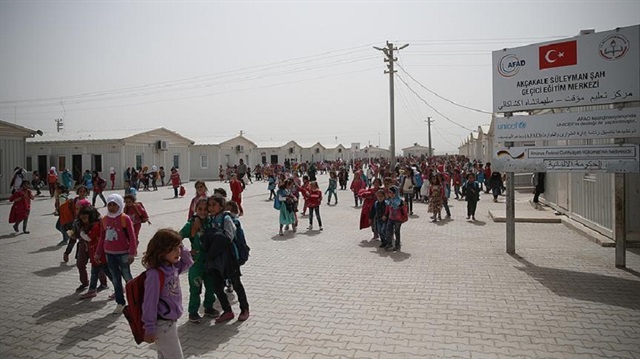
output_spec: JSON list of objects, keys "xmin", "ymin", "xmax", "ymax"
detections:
[
  {"xmin": 386, "ymin": 220, "xmax": 402, "ymax": 248},
  {"xmin": 308, "ymin": 206, "xmax": 322, "ymax": 227},
  {"xmin": 55, "ymin": 219, "xmax": 69, "ymax": 243},
  {"xmin": 106, "ymin": 253, "xmax": 133, "ymax": 305},
  {"xmin": 89, "ymin": 263, "xmax": 112, "ymax": 291},
  {"xmin": 403, "ymin": 193, "xmax": 413, "ymax": 214},
  {"xmin": 376, "ymin": 219, "xmax": 387, "ymax": 245}
]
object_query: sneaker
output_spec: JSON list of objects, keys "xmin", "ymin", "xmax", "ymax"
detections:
[
  {"xmin": 204, "ymin": 308, "xmax": 220, "ymax": 318},
  {"xmin": 238, "ymin": 310, "xmax": 250, "ymax": 321},
  {"xmin": 292, "ymin": 224, "xmax": 297, "ymax": 233},
  {"xmin": 279, "ymin": 230, "xmax": 284, "ymax": 236},
  {"xmin": 75, "ymin": 284, "xmax": 88, "ymax": 293},
  {"xmin": 97, "ymin": 284, "xmax": 109, "ymax": 292},
  {"xmin": 307, "ymin": 225, "xmax": 313, "ymax": 230},
  {"xmin": 63, "ymin": 253, "xmax": 69, "ymax": 263},
  {"xmin": 79, "ymin": 291, "xmax": 97, "ymax": 300},
  {"xmin": 472, "ymin": 216, "xmax": 476, "ymax": 221},
  {"xmin": 215, "ymin": 311, "xmax": 234, "ymax": 323},
  {"xmin": 319, "ymin": 227, "xmax": 323, "ymax": 231},
  {"xmin": 466, "ymin": 216, "xmax": 470, "ymax": 220},
  {"xmin": 108, "ymin": 293, "xmax": 116, "ymax": 301},
  {"xmin": 112, "ymin": 304, "xmax": 124, "ymax": 314},
  {"xmin": 284, "ymin": 225, "xmax": 290, "ymax": 230},
  {"xmin": 189, "ymin": 313, "xmax": 203, "ymax": 323},
  {"xmin": 22, "ymin": 231, "xmax": 30, "ymax": 234},
  {"xmin": 13, "ymin": 224, "xmax": 19, "ymax": 232}
]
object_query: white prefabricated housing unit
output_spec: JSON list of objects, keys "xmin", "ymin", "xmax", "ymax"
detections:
[{"xmin": 0, "ymin": 120, "xmax": 40, "ymax": 198}]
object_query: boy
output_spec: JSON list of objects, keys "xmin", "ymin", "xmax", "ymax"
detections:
[
  {"xmin": 370, "ymin": 190, "xmax": 388, "ymax": 248},
  {"xmin": 464, "ymin": 173, "xmax": 480, "ymax": 221}
]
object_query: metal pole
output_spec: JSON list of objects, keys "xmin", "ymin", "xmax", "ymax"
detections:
[
  {"xmin": 427, "ymin": 117, "xmax": 433, "ymax": 157},
  {"xmin": 614, "ymin": 172, "xmax": 626, "ymax": 268},
  {"xmin": 506, "ymin": 171, "xmax": 515, "ymax": 254},
  {"xmin": 388, "ymin": 41, "xmax": 396, "ymax": 170}
]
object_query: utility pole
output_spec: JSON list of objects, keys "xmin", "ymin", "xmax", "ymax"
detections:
[
  {"xmin": 425, "ymin": 117, "xmax": 433, "ymax": 157},
  {"xmin": 374, "ymin": 41, "xmax": 408, "ymax": 170},
  {"xmin": 55, "ymin": 118, "xmax": 64, "ymax": 132}
]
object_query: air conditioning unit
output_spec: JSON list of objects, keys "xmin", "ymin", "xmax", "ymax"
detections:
[
  {"xmin": 236, "ymin": 145, "xmax": 245, "ymax": 153},
  {"xmin": 157, "ymin": 140, "xmax": 168, "ymax": 151},
  {"xmin": 289, "ymin": 147, "xmax": 294, "ymax": 154}
]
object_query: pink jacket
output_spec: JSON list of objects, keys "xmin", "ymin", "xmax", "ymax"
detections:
[{"xmin": 96, "ymin": 214, "xmax": 138, "ymax": 257}]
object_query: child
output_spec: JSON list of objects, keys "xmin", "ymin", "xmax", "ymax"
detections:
[
  {"xmin": 358, "ymin": 178, "xmax": 381, "ymax": 238},
  {"xmin": 223, "ymin": 201, "xmax": 250, "ymax": 321},
  {"xmin": 94, "ymin": 194, "xmax": 138, "ymax": 314},
  {"xmin": 78, "ymin": 205, "xmax": 112, "ymax": 299},
  {"xmin": 203, "ymin": 196, "xmax": 249, "ymax": 322},
  {"xmin": 159, "ymin": 166, "xmax": 166, "ymax": 186},
  {"xmin": 267, "ymin": 174, "xmax": 276, "ymax": 200},
  {"xmin": 91, "ymin": 171, "xmax": 107, "ymax": 207},
  {"xmin": 370, "ymin": 190, "xmax": 388, "ymax": 247},
  {"xmin": 109, "ymin": 167, "xmax": 116, "ymax": 190},
  {"xmin": 218, "ymin": 165, "xmax": 225, "ymax": 182},
  {"xmin": 350, "ymin": 171, "xmax": 365, "ymax": 207},
  {"xmin": 124, "ymin": 194, "xmax": 150, "ymax": 239},
  {"xmin": 385, "ymin": 186, "xmax": 406, "ymax": 252},
  {"xmin": 300, "ymin": 175, "xmax": 310, "ymax": 216},
  {"xmin": 180, "ymin": 198, "xmax": 219, "ymax": 322},
  {"xmin": 48, "ymin": 167, "xmax": 58, "ymax": 198},
  {"xmin": 63, "ymin": 199, "xmax": 92, "ymax": 289},
  {"xmin": 489, "ymin": 171, "xmax": 503, "ymax": 202},
  {"xmin": 229, "ymin": 174, "xmax": 244, "ymax": 216},
  {"xmin": 277, "ymin": 179, "xmax": 297, "ymax": 236},
  {"xmin": 304, "ymin": 181, "xmax": 323, "ymax": 230},
  {"xmin": 124, "ymin": 179, "xmax": 137, "ymax": 198},
  {"xmin": 9, "ymin": 181, "xmax": 33, "ymax": 234},
  {"xmin": 31, "ymin": 170, "xmax": 42, "ymax": 196},
  {"xmin": 55, "ymin": 185, "xmax": 73, "ymax": 246},
  {"xmin": 188, "ymin": 181, "xmax": 209, "ymax": 219},
  {"xmin": 170, "ymin": 167, "xmax": 181, "ymax": 198},
  {"xmin": 141, "ymin": 228, "xmax": 193, "ymax": 359},
  {"xmin": 428, "ymin": 175, "xmax": 445, "ymax": 222},
  {"xmin": 464, "ymin": 173, "xmax": 481, "ymax": 221},
  {"xmin": 325, "ymin": 171, "xmax": 338, "ymax": 205},
  {"xmin": 453, "ymin": 168, "xmax": 462, "ymax": 200}
]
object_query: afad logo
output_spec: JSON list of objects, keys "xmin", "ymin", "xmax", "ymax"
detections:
[{"xmin": 497, "ymin": 54, "xmax": 526, "ymax": 77}]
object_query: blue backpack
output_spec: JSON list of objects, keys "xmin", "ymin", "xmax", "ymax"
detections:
[
  {"xmin": 231, "ymin": 218, "xmax": 250, "ymax": 266},
  {"xmin": 273, "ymin": 190, "xmax": 282, "ymax": 210}
]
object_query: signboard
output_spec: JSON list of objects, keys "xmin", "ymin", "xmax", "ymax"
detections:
[
  {"xmin": 493, "ymin": 144, "xmax": 640, "ymax": 173},
  {"xmin": 494, "ymin": 107, "xmax": 640, "ymax": 142},
  {"xmin": 492, "ymin": 25, "xmax": 639, "ymax": 113}
]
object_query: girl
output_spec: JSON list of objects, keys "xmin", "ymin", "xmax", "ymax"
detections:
[
  {"xmin": 109, "ymin": 167, "xmax": 116, "ymax": 190},
  {"xmin": 465, "ymin": 173, "xmax": 481, "ymax": 221},
  {"xmin": 277, "ymin": 179, "xmax": 297, "ymax": 236},
  {"xmin": 453, "ymin": 168, "xmax": 462, "ymax": 200},
  {"xmin": 83, "ymin": 170, "xmax": 93, "ymax": 193},
  {"xmin": 188, "ymin": 181, "xmax": 208, "ymax": 219},
  {"xmin": 141, "ymin": 229, "xmax": 192, "ymax": 359},
  {"xmin": 204, "ymin": 196, "xmax": 248, "ymax": 322},
  {"xmin": 63, "ymin": 199, "xmax": 92, "ymax": 288},
  {"xmin": 304, "ymin": 181, "xmax": 323, "ymax": 231},
  {"xmin": 267, "ymin": 174, "xmax": 276, "ymax": 200},
  {"xmin": 48, "ymin": 167, "xmax": 58, "ymax": 198},
  {"xmin": 489, "ymin": 171, "xmax": 503, "ymax": 202},
  {"xmin": 229, "ymin": 174, "xmax": 244, "ymax": 216},
  {"xmin": 385, "ymin": 186, "xmax": 406, "ymax": 252},
  {"xmin": 428, "ymin": 175, "xmax": 445, "ymax": 222},
  {"xmin": 77, "ymin": 205, "xmax": 113, "ymax": 299},
  {"xmin": 218, "ymin": 165, "xmax": 225, "ymax": 182},
  {"xmin": 124, "ymin": 194, "xmax": 150, "ymax": 239},
  {"xmin": 222, "ymin": 201, "xmax": 250, "ymax": 321},
  {"xmin": 350, "ymin": 171, "xmax": 365, "ymax": 207},
  {"xmin": 9, "ymin": 181, "xmax": 33, "ymax": 234},
  {"xmin": 95, "ymin": 194, "xmax": 138, "ymax": 314},
  {"xmin": 31, "ymin": 170, "xmax": 42, "ymax": 196},
  {"xmin": 400, "ymin": 167, "xmax": 415, "ymax": 216},
  {"xmin": 55, "ymin": 185, "xmax": 74, "ymax": 246},
  {"xmin": 159, "ymin": 166, "xmax": 166, "ymax": 187},
  {"xmin": 325, "ymin": 171, "xmax": 338, "ymax": 205},
  {"xmin": 170, "ymin": 167, "xmax": 181, "ymax": 198},
  {"xmin": 61, "ymin": 169, "xmax": 73, "ymax": 190},
  {"xmin": 91, "ymin": 171, "xmax": 107, "ymax": 207},
  {"xmin": 180, "ymin": 198, "xmax": 219, "ymax": 322},
  {"xmin": 150, "ymin": 165, "xmax": 158, "ymax": 191},
  {"xmin": 358, "ymin": 178, "xmax": 381, "ymax": 238},
  {"xmin": 10, "ymin": 167, "xmax": 24, "ymax": 195}
]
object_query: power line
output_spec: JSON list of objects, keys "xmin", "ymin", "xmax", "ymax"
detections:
[
  {"xmin": 0, "ymin": 43, "xmax": 376, "ymax": 106},
  {"xmin": 396, "ymin": 64, "xmax": 492, "ymax": 114},
  {"xmin": 395, "ymin": 74, "xmax": 475, "ymax": 132}
]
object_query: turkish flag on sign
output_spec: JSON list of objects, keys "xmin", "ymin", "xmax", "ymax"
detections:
[{"xmin": 539, "ymin": 40, "xmax": 577, "ymax": 69}]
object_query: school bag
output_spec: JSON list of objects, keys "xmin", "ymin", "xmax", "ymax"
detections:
[
  {"xmin": 232, "ymin": 219, "xmax": 251, "ymax": 266},
  {"xmin": 58, "ymin": 200, "xmax": 76, "ymax": 228},
  {"xmin": 101, "ymin": 215, "xmax": 137, "ymax": 246},
  {"xmin": 466, "ymin": 182, "xmax": 480, "ymax": 201},
  {"xmin": 179, "ymin": 185, "xmax": 186, "ymax": 197},
  {"xmin": 122, "ymin": 269, "xmax": 165, "ymax": 345},
  {"xmin": 273, "ymin": 194, "xmax": 282, "ymax": 210}
]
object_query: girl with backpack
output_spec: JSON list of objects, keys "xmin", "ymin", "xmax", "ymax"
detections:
[
  {"xmin": 141, "ymin": 229, "xmax": 193, "ymax": 359},
  {"xmin": 223, "ymin": 201, "xmax": 250, "ymax": 321},
  {"xmin": 48, "ymin": 167, "xmax": 59, "ymax": 198},
  {"xmin": 428, "ymin": 175, "xmax": 445, "ymax": 222},
  {"xmin": 267, "ymin": 174, "xmax": 276, "ymax": 200},
  {"xmin": 91, "ymin": 171, "xmax": 107, "ymax": 207},
  {"xmin": 124, "ymin": 194, "xmax": 150, "ymax": 239},
  {"xmin": 78, "ymin": 205, "xmax": 113, "ymax": 299},
  {"xmin": 63, "ymin": 199, "xmax": 93, "ymax": 291},
  {"xmin": 277, "ymin": 179, "xmax": 297, "ymax": 236},
  {"xmin": 385, "ymin": 186, "xmax": 406, "ymax": 252},
  {"xmin": 9, "ymin": 181, "xmax": 33, "ymax": 234}
]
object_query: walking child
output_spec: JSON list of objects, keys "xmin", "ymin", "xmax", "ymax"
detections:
[
  {"xmin": 229, "ymin": 174, "xmax": 244, "ymax": 216},
  {"xmin": 78, "ymin": 205, "xmax": 113, "ymax": 299},
  {"xmin": 94, "ymin": 194, "xmax": 138, "ymax": 314},
  {"xmin": 170, "ymin": 167, "xmax": 181, "ymax": 198},
  {"xmin": 325, "ymin": 171, "xmax": 338, "ymax": 205},
  {"xmin": 267, "ymin": 174, "xmax": 276, "ymax": 200},
  {"xmin": 350, "ymin": 171, "xmax": 365, "ymax": 207},
  {"xmin": 222, "ymin": 200, "xmax": 250, "ymax": 321},
  {"xmin": 9, "ymin": 181, "xmax": 33, "ymax": 234},
  {"xmin": 63, "ymin": 199, "xmax": 92, "ymax": 289},
  {"xmin": 277, "ymin": 179, "xmax": 297, "ymax": 236},
  {"xmin": 370, "ymin": 190, "xmax": 388, "ymax": 247},
  {"xmin": 464, "ymin": 173, "xmax": 480, "ymax": 221},
  {"xmin": 124, "ymin": 194, "xmax": 150, "ymax": 239},
  {"xmin": 180, "ymin": 198, "xmax": 219, "ymax": 322},
  {"xmin": 428, "ymin": 175, "xmax": 445, "ymax": 222},
  {"xmin": 141, "ymin": 229, "xmax": 193, "ymax": 359},
  {"xmin": 303, "ymin": 181, "xmax": 323, "ymax": 230},
  {"xmin": 385, "ymin": 186, "xmax": 406, "ymax": 252}
]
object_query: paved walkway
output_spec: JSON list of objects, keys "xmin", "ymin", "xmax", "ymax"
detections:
[{"xmin": 1, "ymin": 174, "xmax": 639, "ymax": 359}]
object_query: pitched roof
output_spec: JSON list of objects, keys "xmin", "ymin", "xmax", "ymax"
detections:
[
  {"xmin": 0, "ymin": 120, "xmax": 41, "ymax": 137},
  {"xmin": 27, "ymin": 127, "xmax": 194, "ymax": 144}
]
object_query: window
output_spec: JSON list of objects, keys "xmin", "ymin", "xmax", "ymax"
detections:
[
  {"xmin": 136, "ymin": 154, "xmax": 143, "ymax": 169},
  {"xmin": 200, "ymin": 155, "xmax": 208, "ymax": 169},
  {"xmin": 173, "ymin": 154, "xmax": 179, "ymax": 169},
  {"xmin": 92, "ymin": 154, "xmax": 103, "ymax": 172},
  {"xmin": 58, "ymin": 156, "xmax": 66, "ymax": 171},
  {"xmin": 26, "ymin": 157, "xmax": 33, "ymax": 171}
]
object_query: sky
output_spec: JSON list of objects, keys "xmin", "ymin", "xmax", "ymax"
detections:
[{"xmin": 1, "ymin": 0, "xmax": 639, "ymax": 153}]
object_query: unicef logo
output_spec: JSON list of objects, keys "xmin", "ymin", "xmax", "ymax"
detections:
[
  {"xmin": 498, "ymin": 121, "xmax": 527, "ymax": 130},
  {"xmin": 498, "ymin": 54, "xmax": 526, "ymax": 77},
  {"xmin": 518, "ymin": 121, "xmax": 527, "ymax": 129}
]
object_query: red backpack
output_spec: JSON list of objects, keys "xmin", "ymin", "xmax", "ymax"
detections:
[{"xmin": 123, "ymin": 269, "xmax": 165, "ymax": 345}]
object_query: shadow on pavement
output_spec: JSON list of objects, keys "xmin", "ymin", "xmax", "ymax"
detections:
[
  {"xmin": 178, "ymin": 319, "xmax": 239, "ymax": 358},
  {"xmin": 358, "ymin": 240, "xmax": 379, "ymax": 248},
  {"xmin": 57, "ymin": 314, "xmax": 120, "ymax": 350},
  {"xmin": 511, "ymin": 254, "xmax": 640, "ymax": 310},
  {"xmin": 0, "ymin": 233, "xmax": 20, "ymax": 240},
  {"xmin": 471, "ymin": 220, "xmax": 487, "ymax": 226},
  {"xmin": 370, "ymin": 247, "xmax": 412, "ymax": 262},
  {"xmin": 32, "ymin": 294, "xmax": 108, "ymax": 324},
  {"xmin": 29, "ymin": 245, "xmax": 62, "ymax": 254},
  {"xmin": 32, "ymin": 262, "xmax": 75, "ymax": 277}
]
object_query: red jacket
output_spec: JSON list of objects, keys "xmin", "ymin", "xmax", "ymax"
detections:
[
  {"xmin": 230, "ymin": 179, "xmax": 243, "ymax": 199},
  {"xmin": 304, "ymin": 189, "xmax": 323, "ymax": 208},
  {"xmin": 9, "ymin": 188, "xmax": 33, "ymax": 223}
]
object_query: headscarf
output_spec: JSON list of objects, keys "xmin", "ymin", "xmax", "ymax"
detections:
[
  {"xmin": 387, "ymin": 186, "xmax": 402, "ymax": 209},
  {"xmin": 106, "ymin": 194, "xmax": 124, "ymax": 218},
  {"xmin": 50, "ymin": 166, "xmax": 57, "ymax": 175},
  {"xmin": 76, "ymin": 199, "xmax": 91, "ymax": 208}
]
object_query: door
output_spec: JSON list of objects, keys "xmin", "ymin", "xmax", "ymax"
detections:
[
  {"xmin": 261, "ymin": 155, "xmax": 267, "ymax": 164},
  {"xmin": 72, "ymin": 155, "xmax": 82, "ymax": 184},
  {"xmin": 38, "ymin": 155, "xmax": 48, "ymax": 178},
  {"xmin": 270, "ymin": 155, "xmax": 278, "ymax": 164}
]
